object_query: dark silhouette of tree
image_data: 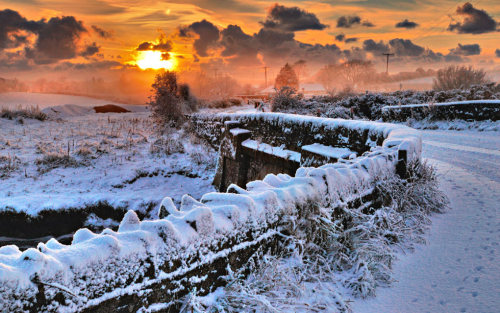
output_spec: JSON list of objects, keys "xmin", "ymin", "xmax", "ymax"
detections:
[{"xmin": 149, "ymin": 71, "xmax": 196, "ymax": 128}]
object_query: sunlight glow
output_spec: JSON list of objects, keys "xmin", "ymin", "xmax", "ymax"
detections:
[{"xmin": 135, "ymin": 50, "xmax": 176, "ymax": 70}]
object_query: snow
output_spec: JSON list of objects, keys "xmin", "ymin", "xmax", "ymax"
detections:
[
  {"xmin": 229, "ymin": 128, "xmax": 251, "ymax": 136},
  {"xmin": 242, "ymin": 139, "xmax": 301, "ymax": 163},
  {"xmin": 301, "ymin": 143, "xmax": 354, "ymax": 159},
  {"xmin": 405, "ymin": 119, "xmax": 500, "ymax": 131},
  {"xmin": 0, "ymin": 91, "xmax": 146, "ymax": 112},
  {"xmin": 382, "ymin": 99, "xmax": 500, "ymax": 110},
  {"xmin": 0, "ymin": 119, "xmax": 404, "ymax": 310},
  {"xmin": 352, "ymin": 129, "xmax": 500, "ymax": 313},
  {"xmin": 0, "ymin": 109, "xmax": 216, "ymax": 216}
]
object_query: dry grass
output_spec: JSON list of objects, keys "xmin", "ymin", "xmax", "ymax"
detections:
[
  {"xmin": 1, "ymin": 105, "xmax": 47, "ymax": 121},
  {"xmin": 35, "ymin": 153, "xmax": 86, "ymax": 174},
  {"xmin": 0, "ymin": 154, "xmax": 21, "ymax": 178}
]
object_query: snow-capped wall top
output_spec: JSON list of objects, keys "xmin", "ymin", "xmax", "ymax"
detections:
[
  {"xmin": 382, "ymin": 99, "xmax": 500, "ymax": 110},
  {"xmin": 196, "ymin": 112, "xmax": 421, "ymax": 161}
]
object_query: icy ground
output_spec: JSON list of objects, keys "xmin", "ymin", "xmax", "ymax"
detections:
[
  {"xmin": 0, "ymin": 94, "xmax": 216, "ymax": 217},
  {"xmin": 353, "ymin": 130, "xmax": 500, "ymax": 313}
]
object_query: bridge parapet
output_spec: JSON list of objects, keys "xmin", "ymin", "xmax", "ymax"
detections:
[{"xmin": 0, "ymin": 113, "xmax": 421, "ymax": 312}]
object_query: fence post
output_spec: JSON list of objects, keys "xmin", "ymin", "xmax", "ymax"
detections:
[{"xmin": 396, "ymin": 149, "xmax": 407, "ymax": 178}]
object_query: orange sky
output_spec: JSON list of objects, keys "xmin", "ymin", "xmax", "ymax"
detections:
[{"xmin": 1, "ymin": 0, "xmax": 499, "ymax": 92}]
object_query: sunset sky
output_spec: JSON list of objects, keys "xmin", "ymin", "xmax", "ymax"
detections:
[{"xmin": 1, "ymin": 0, "xmax": 499, "ymax": 91}]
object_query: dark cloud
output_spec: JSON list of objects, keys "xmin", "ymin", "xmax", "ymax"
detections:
[
  {"xmin": 449, "ymin": 43, "xmax": 481, "ymax": 56},
  {"xmin": 260, "ymin": 4, "xmax": 327, "ymax": 32},
  {"xmin": 361, "ymin": 37, "xmax": 473, "ymax": 63},
  {"xmin": 136, "ymin": 41, "xmax": 152, "ymax": 51},
  {"xmin": 91, "ymin": 25, "xmax": 112, "ymax": 38},
  {"xmin": 0, "ymin": 9, "xmax": 42, "ymax": 50},
  {"xmin": 388, "ymin": 38, "xmax": 424, "ymax": 56},
  {"xmin": 335, "ymin": 34, "xmax": 357, "ymax": 43},
  {"xmin": 361, "ymin": 21, "xmax": 375, "ymax": 27},
  {"xmin": 80, "ymin": 42, "xmax": 100, "ymax": 57},
  {"xmin": 496, "ymin": 49, "xmax": 500, "ymax": 58},
  {"xmin": 220, "ymin": 24, "xmax": 258, "ymax": 63},
  {"xmin": 363, "ymin": 39, "xmax": 389, "ymax": 53},
  {"xmin": 180, "ymin": 12, "xmax": 342, "ymax": 68},
  {"xmin": 395, "ymin": 19, "xmax": 418, "ymax": 29},
  {"xmin": 337, "ymin": 15, "xmax": 374, "ymax": 28},
  {"xmin": 135, "ymin": 35, "xmax": 173, "ymax": 52},
  {"xmin": 336, "ymin": 15, "xmax": 361, "ymax": 28},
  {"xmin": 448, "ymin": 2, "xmax": 498, "ymax": 34},
  {"xmin": 29, "ymin": 16, "xmax": 87, "ymax": 64},
  {"xmin": 180, "ymin": 19, "xmax": 220, "ymax": 57},
  {"xmin": 161, "ymin": 52, "xmax": 170, "ymax": 60}
]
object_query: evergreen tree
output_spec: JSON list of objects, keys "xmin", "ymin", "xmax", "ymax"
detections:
[{"xmin": 275, "ymin": 63, "xmax": 299, "ymax": 91}]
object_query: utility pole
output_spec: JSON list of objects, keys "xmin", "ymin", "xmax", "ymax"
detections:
[
  {"xmin": 262, "ymin": 66, "xmax": 269, "ymax": 88},
  {"xmin": 382, "ymin": 53, "xmax": 394, "ymax": 74}
]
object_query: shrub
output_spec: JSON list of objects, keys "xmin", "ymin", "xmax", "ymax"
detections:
[
  {"xmin": 206, "ymin": 98, "xmax": 242, "ymax": 109},
  {"xmin": 149, "ymin": 71, "xmax": 197, "ymax": 128},
  {"xmin": 1, "ymin": 105, "xmax": 47, "ymax": 121},
  {"xmin": 433, "ymin": 65, "xmax": 488, "ymax": 91},
  {"xmin": 35, "ymin": 153, "xmax": 84, "ymax": 173},
  {"xmin": 0, "ymin": 154, "xmax": 21, "ymax": 178},
  {"xmin": 270, "ymin": 87, "xmax": 302, "ymax": 112},
  {"xmin": 149, "ymin": 137, "xmax": 185, "ymax": 155}
]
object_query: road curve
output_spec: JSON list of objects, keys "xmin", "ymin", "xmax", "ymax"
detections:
[{"xmin": 352, "ymin": 130, "xmax": 500, "ymax": 313}]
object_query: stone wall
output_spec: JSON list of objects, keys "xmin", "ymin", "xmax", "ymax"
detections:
[
  {"xmin": 191, "ymin": 113, "xmax": 420, "ymax": 190},
  {"xmin": 381, "ymin": 100, "xmax": 500, "ymax": 122},
  {"xmin": 0, "ymin": 113, "xmax": 421, "ymax": 312}
]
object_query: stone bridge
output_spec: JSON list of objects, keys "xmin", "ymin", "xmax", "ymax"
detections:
[{"xmin": 0, "ymin": 113, "xmax": 421, "ymax": 312}]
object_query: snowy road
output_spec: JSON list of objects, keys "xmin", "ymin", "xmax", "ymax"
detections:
[{"xmin": 353, "ymin": 130, "xmax": 500, "ymax": 313}]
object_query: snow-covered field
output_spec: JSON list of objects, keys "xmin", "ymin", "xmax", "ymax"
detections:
[
  {"xmin": 353, "ymin": 130, "xmax": 500, "ymax": 313},
  {"xmin": 0, "ymin": 92, "xmax": 145, "ymax": 111},
  {"xmin": 0, "ymin": 93, "xmax": 216, "ymax": 217}
]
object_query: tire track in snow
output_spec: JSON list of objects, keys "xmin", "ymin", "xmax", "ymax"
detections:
[{"xmin": 353, "ymin": 131, "xmax": 500, "ymax": 313}]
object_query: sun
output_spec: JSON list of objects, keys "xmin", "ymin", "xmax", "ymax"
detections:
[{"xmin": 135, "ymin": 50, "xmax": 176, "ymax": 70}]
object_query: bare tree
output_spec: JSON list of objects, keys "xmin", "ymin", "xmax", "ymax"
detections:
[
  {"xmin": 319, "ymin": 60, "xmax": 375, "ymax": 93},
  {"xmin": 433, "ymin": 65, "xmax": 488, "ymax": 91}
]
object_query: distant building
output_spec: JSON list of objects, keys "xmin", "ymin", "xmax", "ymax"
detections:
[{"xmin": 260, "ymin": 83, "xmax": 326, "ymax": 97}]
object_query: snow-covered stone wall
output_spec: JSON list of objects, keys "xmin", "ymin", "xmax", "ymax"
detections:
[
  {"xmin": 192, "ymin": 113, "xmax": 421, "ymax": 189},
  {"xmin": 382, "ymin": 100, "xmax": 500, "ymax": 122},
  {"xmin": 0, "ymin": 114, "xmax": 421, "ymax": 312}
]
